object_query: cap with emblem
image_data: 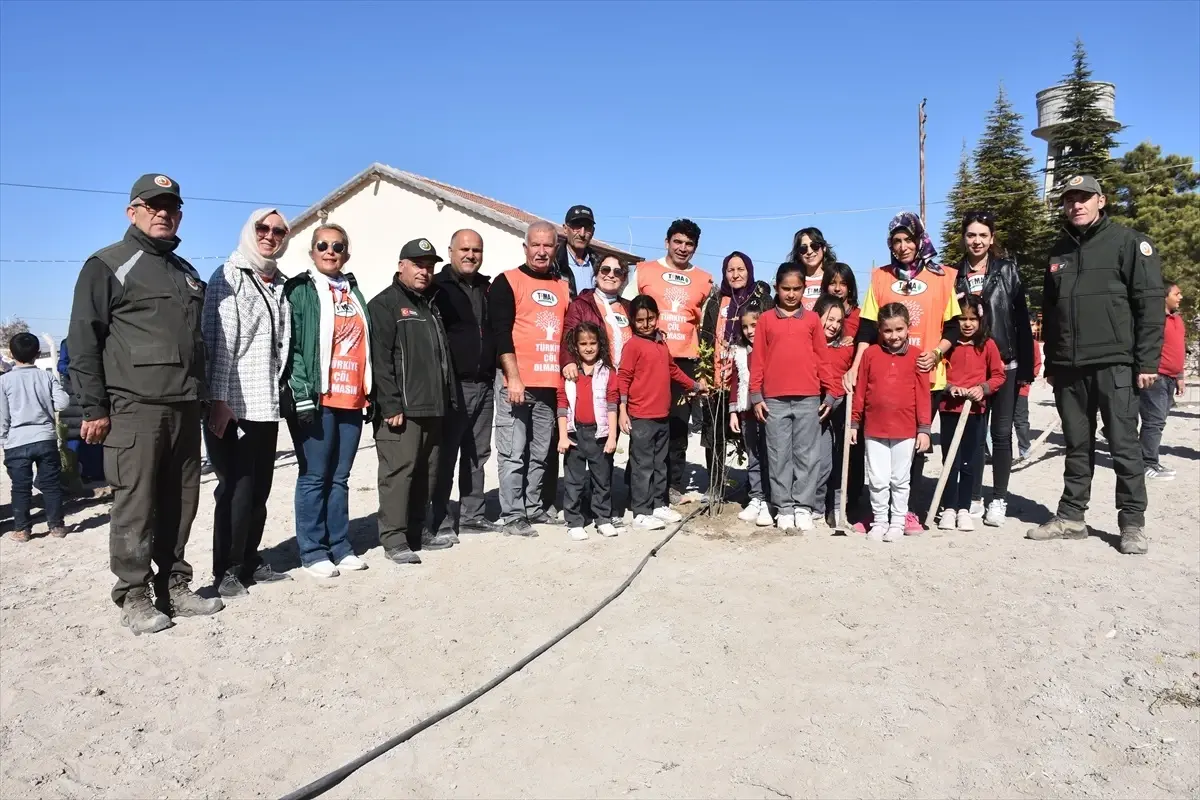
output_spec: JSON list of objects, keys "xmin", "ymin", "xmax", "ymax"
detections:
[
  {"xmin": 1063, "ymin": 175, "xmax": 1102, "ymax": 196},
  {"xmin": 399, "ymin": 238, "xmax": 443, "ymax": 263},
  {"xmin": 564, "ymin": 205, "xmax": 595, "ymax": 226},
  {"xmin": 130, "ymin": 173, "xmax": 182, "ymax": 203}
]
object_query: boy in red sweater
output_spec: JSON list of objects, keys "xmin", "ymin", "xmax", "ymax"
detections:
[
  {"xmin": 1141, "ymin": 281, "xmax": 1187, "ymax": 480},
  {"xmin": 618, "ymin": 295, "xmax": 702, "ymax": 530},
  {"xmin": 935, "ymin": 295, "xmax": 1006, "ymax": 531},
  {"xmin": 1014, "ymin": 339, "xmax": 1042, "ymax": 459},
  {"xmin": 849, "ymin": 302, "xmax": 931, "ymax": 542}
]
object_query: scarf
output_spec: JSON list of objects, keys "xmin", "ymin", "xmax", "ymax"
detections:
[
  {"xmin": 593, "ymin": 290, "xmax": 627, "ymax": 366},
  {"xmin": 306, "ymin": 266, "xmax": 370, "ymax": 395},
  {"xmin": 719, "ymin": 251, "xmax": 757, "ymax": 345},
  {"xmin": 231, "ymin": 207, "xmax": 289, "ymax": 279},
  {"xmin": 887, "ymin": 212, "xmax": 943, "ymax": 280}
]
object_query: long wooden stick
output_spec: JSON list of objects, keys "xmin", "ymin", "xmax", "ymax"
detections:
[
  {"xmin": 924, "ymin": 399, "xmax": 973, "ymax": 530},
  {"xmin": 1013, "ymin": 418, "xmax": 1062, "ymax": 469},
  {"xmin": 834, "ymin": 389, "xmax": 854, "ymax": 534}
]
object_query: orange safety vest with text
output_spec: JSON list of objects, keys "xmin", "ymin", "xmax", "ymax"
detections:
[
  {"xmin": 863, "ymin": 265, "xmax": 961, "ymax": 388},
  {"xmin": 636, "ymin": 259, "xmax": 713, "ymax": 359},
  {"xmin": 506, "ymin": 268, "xmax": 570, "ymax": 389}
]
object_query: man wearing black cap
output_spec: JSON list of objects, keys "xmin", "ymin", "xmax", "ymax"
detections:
[
  {"xmin": 369, "ymin": 237, "xmax": 457, "ymax": 566},
  {"xmin": 67, "ymin": 173, "xmax": 223, "ymax": 635},
  {"xmin": 555, "ymin": 205, "xmax": 599, "ymax": 299},
  {"xmin": 1027, "ymin": 174, "xmax": 1165, "ymax": 555}
]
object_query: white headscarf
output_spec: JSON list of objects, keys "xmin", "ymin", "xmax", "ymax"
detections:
[{"xmin": 230, "ymin": 207, "xmax": 289, "ymax": 277}]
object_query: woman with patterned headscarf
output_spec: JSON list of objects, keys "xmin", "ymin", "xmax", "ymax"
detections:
[{"xmin": 842, "ymin": 211, "xmax": 961, "ymax": 533}]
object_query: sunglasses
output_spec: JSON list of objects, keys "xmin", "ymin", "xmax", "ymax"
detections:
[
  {"xmin": 132, "ymin": 199, "xmax": 182, "ymax": 215},
  {"xmin": 964, "ymin": 210, "xmax": 995, "ymax": 224},
  {"xmin": 315, "ymin": 241, "xmax": 346, "ymax": 254},
  {"xmin": 797, "ymin": 243, "xmax": 823, "ymax": 255},
  {"xmin": 598, "ymin": 265, "xmax": 627, "ymax": 278},
  {"xmin": 256, "ymin": 223, "xmax": 288, "ymax": 238}
]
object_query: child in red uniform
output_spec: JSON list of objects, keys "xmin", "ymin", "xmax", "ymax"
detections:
[
  {"xmin": 849, "ymin": 303, "xmax": 931, "ymax": 542},
  {"xmin": 618, "ymin": 296, "xmax": 702, "ymax": 531},
  {"xmin": 1141, "ymin": 280, "xmax": 1187, "ymax": 480},
  {"xmin": 936, "ymin": 295, "xmax": 1005, "ymax": 531},
  {"xmin": 821, "ymin": 262, "xmax": 861, "ymax": 344},
  {"xmin": 813, "ymin": 294, "xmax": 855, "ymax": 526},
  {"xmin": 728, "ymin": 301, "xmax": 771, "ymax": 526}
]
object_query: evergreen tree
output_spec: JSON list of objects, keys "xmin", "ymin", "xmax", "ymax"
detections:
[
  {"xmin": 1051, "ymin": 38, "xmax": 1124, "ymax": 192},
  {"xmin": 940, "ymin": 143, "xmax": 976, "ymax": 265}
]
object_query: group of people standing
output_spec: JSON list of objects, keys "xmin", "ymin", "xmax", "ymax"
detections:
[{"xmin": 17, "ymin": 168, "xmax": 1176, "ymax": 636}]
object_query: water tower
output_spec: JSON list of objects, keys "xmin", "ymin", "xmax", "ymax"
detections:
[{"xmin": 1031, "ymin": 81, "xmax": 1120, "ymax": 199}]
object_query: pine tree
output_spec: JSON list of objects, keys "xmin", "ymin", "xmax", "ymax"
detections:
[
  {"xmin": 1051, "ymin": 38, "xmax": 1124, "ymax": 192},
  {"xmin": 940, "ymin": 143, "xmax": 976, "ymax": 265}
]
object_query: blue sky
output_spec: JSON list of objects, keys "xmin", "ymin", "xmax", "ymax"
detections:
[{"xmin": 2, "ymin": 0, "xmax": 1197, "ymax": 343}]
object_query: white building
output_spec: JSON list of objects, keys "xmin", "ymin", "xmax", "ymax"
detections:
[{"xmin": 277, "ymin": 163, "xmax": 640, "ymax": 302}]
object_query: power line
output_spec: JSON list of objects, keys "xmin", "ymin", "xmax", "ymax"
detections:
[
  {"xmin": 0, "ymin": 255, "xmax": 227, "ymax": 264},
  {"xmin": 0, "ymin": 181, "xmax": 308, "ymax": 208}
]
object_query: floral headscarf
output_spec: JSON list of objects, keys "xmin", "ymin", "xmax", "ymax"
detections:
[
  {"xmin": 720, "ymin": 251, "xmax": 757, "ymax": 345},
  {"xmin": 887, "ymin": 211, "xmax": 943, "ymax": 280}
]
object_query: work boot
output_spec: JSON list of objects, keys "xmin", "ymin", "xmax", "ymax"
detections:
[
  {"xmin": 119, "ymin": 588, "xmax": 172, "ymax": 636},
  {"xmin": 1025, "ymin": 517, "xmax": 1089, "ymax": 541},
  {"xmin": 1119, "ymin": 526, "xmax": 1149, "ymax": 555},
  {"xmin": 384, "ymin": 547, "xmax": 422, "ymax": 565},
  {"xmin": 421, "ymin": 530, "xmax": 457, "ymax": 550},
  {"xmin": 167, "ymin": 580, "xmax": 224, "ymax": 617},
  {"xmin": 218, "ymin": 570, "xmax": 249, "ymax": 599},
  {"xmin": 503, "ymin": 518, "xmax": 538, "ymax": 538}
]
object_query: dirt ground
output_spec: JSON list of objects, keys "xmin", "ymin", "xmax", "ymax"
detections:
[{"xmin": 1, "ymin": 381, "xmax": 1198, "ymax": 800}]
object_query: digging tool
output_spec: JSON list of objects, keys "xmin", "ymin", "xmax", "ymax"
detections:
[
  {"xmin": 1013, "ymin": 418, "xmax": 1062, "ymax": 469},
  {"xmin": 924, "ymin": 398, "xmax": 974, "ymax": 530},
  {"xmin": 833, "ymin": 389, "xmax": 855, "ymax": 535}
]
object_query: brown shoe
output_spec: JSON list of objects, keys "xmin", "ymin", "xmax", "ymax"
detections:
[
  {"xmin": 8, "ymin": 530, "xmax": 31, "ymax": 543},
  {"xmin": 48, "ymin": 527, "xmax": 68, "ymax": 539},
  {"xmin": 1026, "ymin": 517, "xmax": 1089, "ymax": 541}
]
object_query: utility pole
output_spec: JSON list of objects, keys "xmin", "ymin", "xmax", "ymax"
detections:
[{"xmin": 918, "ymin": 98, "xmax": 928, "ymax": 222}]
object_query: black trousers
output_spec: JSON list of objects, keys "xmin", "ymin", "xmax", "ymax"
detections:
[
  {"xmin": 376, "ymin": 416, "xmax": 442, "ymax": 552},
  {"xmin": 1054, "ymin": 364, "xmax": 1146, "ymax": 529},
  {"xmin": 630, "ymin": 417, "xmax": 669, "ymax": 516},
  {"xmin": 667, "ymin": 357, "xmax": 698, "ymax": 494},
  {"xmin": 972, "ymin": 368, "xmax": 1018, "ymax": 502},
  {"xmin": 909, "ymin": 389, "xmax": 943, "ymax": 510},
  {"xmin": 432, "ymin": 380, "xmax": 494, "ymax": 530},
  {"xmin": 204, "ymin": 419, "xmax": 278, "ymax": 582},
  {"xmin": 563, "ymin": 423, "xmax": 613, "ymax": 527},
  {"xmin": 104, "ymin": 398, "xmax": 200, "ymax": 606},
  {"xmin": 1014, "ymin": 394, "xmax": 1032, "ymax": 455}
]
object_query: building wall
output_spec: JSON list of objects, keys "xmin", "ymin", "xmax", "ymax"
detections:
[{"xmin": 277, "ymin": 175, "xmax": 529, "ymax": 303}]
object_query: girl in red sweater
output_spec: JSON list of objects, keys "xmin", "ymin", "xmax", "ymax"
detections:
[
  {"xmin": 814, "ymin": 294, "xmax": 855, "ymax": 526},
  {"xmin": 821, "ymin": 262, "xmax": 861, "ymax": 344},
  {"xmin": 849, "ymin": 303, "xmax": 932, "ymax": 542},
  {"xmin": 936, "ymin": 295, "xmax": 1005, "ymax": 531},
  {"xmin": 618, "ymin": 295, "xmax": 702, "ymax": 531}
]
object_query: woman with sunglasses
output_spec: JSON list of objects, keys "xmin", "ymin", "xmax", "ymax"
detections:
[
  {"xmin": 955, "ymin": 210, "xmax": 1035, "ymax": 527},
  {"xmin": 202, "ymin": 208, "xmax": 293, "ymax": 597},
  {"xmin": 787, "ymin": 227, "xmax": 838, "ymax": 310},
  {"xmin": 283, "ymin": 223, "xmax": 373, "ymax": 579}
]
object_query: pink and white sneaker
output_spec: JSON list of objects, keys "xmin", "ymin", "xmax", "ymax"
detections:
[{"xmin": 903, "ymin": 512, "xmax": 924, "ymax": 535}]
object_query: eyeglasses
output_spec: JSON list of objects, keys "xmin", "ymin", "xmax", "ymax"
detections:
[
  {"xmin": 598, "ymin": 265, "xmax": 627, "ymax": 278},
  {"xmin": 256, "ymin": 223, "xmax": 288, "ymax": 238},
  {"xmin": 131, "ymin": 199, "xmax": 182, "ymax": 215},
  {"xmin": 315, "ymin": 241, "xmax": 346, "ymax": 254},
  {"xmin": 797, "ymin": 243, "xmax": 823, "ymax": 255}
]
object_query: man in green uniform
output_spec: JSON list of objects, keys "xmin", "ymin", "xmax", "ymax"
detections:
[
  {"xmin": 68, "ymin": 174, "xmax": 224, "ymax": 634},
  {"xmin": 1027, "ymin": 175, "xmax": 1165, "ymax": 555}
]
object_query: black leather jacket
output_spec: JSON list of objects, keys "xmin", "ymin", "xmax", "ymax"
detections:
[{"xmin": 955, "ymin": 255, "xmax": 1035, "ymax": 382}]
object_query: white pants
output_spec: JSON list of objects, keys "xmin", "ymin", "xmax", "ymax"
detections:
[{"xmin": 865, "ymin": 436, "xmax": 915, "ymax": 528}]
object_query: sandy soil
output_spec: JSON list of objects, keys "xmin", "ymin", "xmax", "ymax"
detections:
[{"xmin": 1, "ymin": 382, "xmax": 1198, "ymax": 799}]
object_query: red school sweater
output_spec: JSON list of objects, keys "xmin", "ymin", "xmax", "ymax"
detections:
[
  {"xmin": 749, "ymin": 307, "xmax": 843, "ymax": 404},
  {"xmin": 851, "ymin": 344, "xmax": 932, "ymax": 439},
  {"xmin": 941, "ymin": 338, "xmax": 1005, "ymax": 414},
  {"xmin": 820, "ymin": 339, "xmax": 855, "ymax": 386},
  {"xmin": 1020, "ymin": 341, "xmax": 1042, "ymax": 398},
  {"xmin": 1160, "ymin": 313, "xmax": 1186, "ymax": 378},
  {"xmin": 617, "ymin": 332, "xmax": 698, "ymax": 419},
  {"xmin": 842, "ymin": 306, "xmax": 861, "ymax": 341}
]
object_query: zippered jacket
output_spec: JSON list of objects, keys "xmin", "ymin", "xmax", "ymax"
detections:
[
  {"xmin": 367, "ymin": 275, "xmax": 454, "ymax": 419},
  {"xmin": 283, "ymin": 270, "xmax": 371, "ymax": 417}
]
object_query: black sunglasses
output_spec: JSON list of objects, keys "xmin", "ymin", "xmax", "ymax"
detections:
[
  {"xmin": 256, "ymin": 223, "xmax": 288, "ymax": 238},
  {"xmin": 598, "ymin": 265, "xmax": 627, "ymax": 278},
  {"xmin": 964, "ymin": 210, "xmax": 995, "ymax": 224},
  {"xmin": 132, "ymin": 198, "xmax": 182, "ymax": 214},
  {"xmin": 315, "ymin": 241, "xmax": 346, "ymax": 254},
  {"xmin": 797, "ymin": 242, "xmax": 824, "ymax": 255}
]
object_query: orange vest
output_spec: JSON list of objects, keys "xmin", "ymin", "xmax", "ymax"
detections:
[
  {"xmin": 506, "ymin": 268, "xmax": 569, "ymax": 389},
  {"xmin": 868, "ymin": 266, "xmax": 959, "ymax": 386},
  {"xmin": 636, "ymin": 259, "xmax": 713, "ymax": 359}
]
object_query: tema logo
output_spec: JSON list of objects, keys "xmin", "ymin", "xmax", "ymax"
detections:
[
  {"xmin": 890, "ymin": 278, "xmax": 928, "ymax": 296},
  {"xmin": 612, "ymin": 313, "xmax": 629, "ymax": 326},
  {"xmin": 532, "ymin": 290, "xmax": 559, "ymax": 307},
  {"xmin": 663, "ymin": 272, "xmax": 691, "ymax": 286}
]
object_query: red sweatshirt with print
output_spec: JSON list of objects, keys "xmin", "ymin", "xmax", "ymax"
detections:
[
  {"xmin": 851, "ymin": 344, "xmax": 931, "ymax": 439},
  {"xmin": 941, "ymin": 338, "xmax": 1005, "ymax": 414},
  {"xmin": 749, "ymin": 307, "xmax": 843, "ymax": 404},
  {"xmin": 617, "ymin": 333, "xmax": 698, "ymax": 419}
]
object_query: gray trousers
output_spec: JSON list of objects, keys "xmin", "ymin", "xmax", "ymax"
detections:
[
  {"xmin": 764, "ymin": 396, "xmax": 820, "ymax": 515},
  {"xmin": 563, "ymin": 423, "xmax": 613, "ymax": 527},
  {"xmin": 741, "ymin": 414, "xmax": 769, "ymax": 503},
  {"xmin": 1139, "ymin": 375, "xmax": 1175, "ymax": 471},
  {"xmin": 432, "ymin": 380, "xmax": 494, "ymax": 530},
  {"xmin": 494, "ymin": 372, "xmax": 555, "ymax": 522},
  {"xmin": 816, "ymin": 403, "xmax": 846, "ymax": 518}
]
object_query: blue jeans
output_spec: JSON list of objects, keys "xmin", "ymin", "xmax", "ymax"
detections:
[
  {"xmin": 938, "ymin": 411, "xmax": 987, "ymax": 512},
  {"xmin": 4, "ymin": 439, "xmax": 63, "ymax": 532},
  {"xmin": 290, "ymin": 408, "xmax": 362, "ymax": 567}
]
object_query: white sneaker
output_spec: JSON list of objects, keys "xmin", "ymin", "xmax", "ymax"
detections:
[
  {"xmin": 653, "ymin": 506, "xmax": 682, "ymax": 523},
  {"xmin": 867, "ymin": 524, "xmax": 887, "ymax": 542},
  {"xmin": 969, "ymin": 499, "xmax": 985, "ymax": 518},
  {"xmin": 336, "ymin": 554, "xmax": 367, "ymax": 571},
  {"xmin": 633, "ymin": 514, "xmax": 665, "ymax": 530},
  {"xmin": 568, "ymin": 526, "xmax": 589, "ymax": 541},
  {"xmin": 776, "ymin": 514, "xmax": 795, "ymax": 532},
  {"xmin": 738, "ymin": 498, "xmax": 762, "ymax": 522},
  {"xmin": 938, "ymin": 508, "xmax": 957, "ymax": 531},
  {"xmin": 596, "ymin": 523, "xmax": 619, "ymax": 538},
  {"xmin": 957, "ymin": 509, "xmax": 975, "ymax": 532},
  {"xmin": 883, "ymin": 526, "xmax": 903, "ymax": 542},
  {"xmin": 303, "ymin": 560, "xmax": 339, "ymax": 579},
  {"xmin": 794, "ymin": 509, "xmax": 814, "ymax": 532},
  {"xmin": 983, "ymin": 499, "xmax": 1007, "ymax": 527},
  {"xmin": 755, "ymin": 503, "xmax": 774, "ymax": 527}
]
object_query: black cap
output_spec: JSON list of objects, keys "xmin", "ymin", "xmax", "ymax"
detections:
[
  {"xmin": 564, "ymin": 205, "xmax": 595, "ymax": 226},
  {"xmin": 398, "ymin": 238, "xmax": 443, "ymax": 263},
  {"xmin": 1062, "ymin": 174, "xmax": 1102, "ymax": 195},
  {"xmin": 130, "ymin": 173, "xmax": 182, "ymax": 203}
]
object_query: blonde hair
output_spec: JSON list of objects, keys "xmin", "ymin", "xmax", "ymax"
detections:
[{"xmin": 310, "ymin": 223, "xmax": 350, "ymax": 252}]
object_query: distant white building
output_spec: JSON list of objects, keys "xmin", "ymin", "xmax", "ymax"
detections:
[{"xmin": 276, "ymin": 163, "xmax": 640, "ymax": 302}]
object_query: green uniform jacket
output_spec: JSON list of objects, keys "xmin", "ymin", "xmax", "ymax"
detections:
[
  {"xmin": 1042, "ymin": 215, "xmax": 1164, "ymax": 378},
  {"xmin": 282, "ymin": 271, "xmax": 370, "ymax": 417}
]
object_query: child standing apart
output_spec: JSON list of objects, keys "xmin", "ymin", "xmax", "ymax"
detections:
[
  {"xmin": 751, "ymin": 263, "xmax": 842, "ymax": 533},
  {"xmin": 814, "ymin": 294, "xmax": 855, "ymax": 526},
  {"xmin": 936, "ymin": 295, "xmax": 1005, "ymax": 531},
  {"xmin": 618, "ymin": 296, "xmax": 703, "ymax": 531},
  {"xmin": 0, "ymin": 333, "xmax": 70, "ymax": 541},
  {"xmin": 728, "ymin": 301, "xmax": 772, "ymax": 526},
  {"xmin": 1014, "ymin": 337, "xmax": 1042, "ymax": 460},
  {"xmin": 557, "ymin": 322, "xmax": 621, "ymax": 541},
  {"xmin": 849, "ymin": 303, "xmax": 931, "ymax": 542}
]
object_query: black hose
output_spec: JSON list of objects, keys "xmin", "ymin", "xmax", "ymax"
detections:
[{"xmin": 278, "ymin": 503, "xmax": 709, "ymax": 800}]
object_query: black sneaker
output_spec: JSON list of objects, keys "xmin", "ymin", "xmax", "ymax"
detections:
[
  {"xmin": 385, "ymin": 547, "xmax": 422, "ymax": 565},
  {"xmin": 248, "ymin": 563, "xmax": 292, "ymax": 584},
  {"xmin": 459, "ymin": 519, "xmax": 499, "ymax": 534},
  {"xmin": 503, "ymin": 518, "xmax": 539, "ymax": 537},
  {"xmin": 528, "ymin": 510, "xmax": 560, "ymax": 526},
  {"xmin": 218, "ymin": 570, "xmax": 249, "ymax": 599},
  {"xmin": 421, "ymin": 530, "xmax": 457, "ymax": 550}
]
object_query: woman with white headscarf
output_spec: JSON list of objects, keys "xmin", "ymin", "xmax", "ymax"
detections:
[{"xmin": 201, "ymin": 207, "xmax": 293, "ymax": 598}]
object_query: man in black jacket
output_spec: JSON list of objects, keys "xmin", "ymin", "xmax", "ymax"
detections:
[
  {"xmin": 369, "ymin": 238, "xmax": 456, "ymax": 565},
  {"xmin": 1026, "ymin": 175, "xmax": 1164, "ymax": 555},
  {"xmin": 553, "ymin": 204, "xmax": 598, "ymax": 299},
  {"xmin": 67, "ymin": 173, "xmax": 223, "ymax": 635},
  {"xmin": 431, "ymin": 229, "xmax": 498, "ymax": 535}
]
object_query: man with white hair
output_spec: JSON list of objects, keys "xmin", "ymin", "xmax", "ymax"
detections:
[{"xmin": 486, "ymin": 221, "xmax": 570, "ymax": 537}]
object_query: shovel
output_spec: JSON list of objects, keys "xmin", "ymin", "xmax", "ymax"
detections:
[
  {"xmin": 833, "ymin": 389, "xmax": 855, "ymax": 535},
  {"xmin": 924, "ymin": 397, "xmax": 974, "ymax": 531}
]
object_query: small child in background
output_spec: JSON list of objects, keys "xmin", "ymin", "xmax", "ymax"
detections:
[
  {"xmin": 814, "ymin": 294, "xmax": 855, "ymax": 526},
  {"xmin": 821, "ymin": 262, "xmax": 861, "ymax": 344},
  {"xmin": 936, "ymin": 295, "xmax": 1005, "ymax": 532},
  {"xmin": 618, "ymin": 296, "xmax": 703, "ymax": 531},
  {"xmin": 728, "ymin": 300, "xmax": 771, "ymax": 526},
  {"xmin": 0, "ymin": 332, "xmax": 70, "ymax": 541},
  {"xmin": 1014, "ymin": 338, "xmax": 1043, "ymax": 460},
  {"xmin": 557, "ymin": 322, "xmax": 621, "ymax": 542},
  {"xmin": 849, "ymin": 303, "xmax": 931, "ymax": 542}
]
